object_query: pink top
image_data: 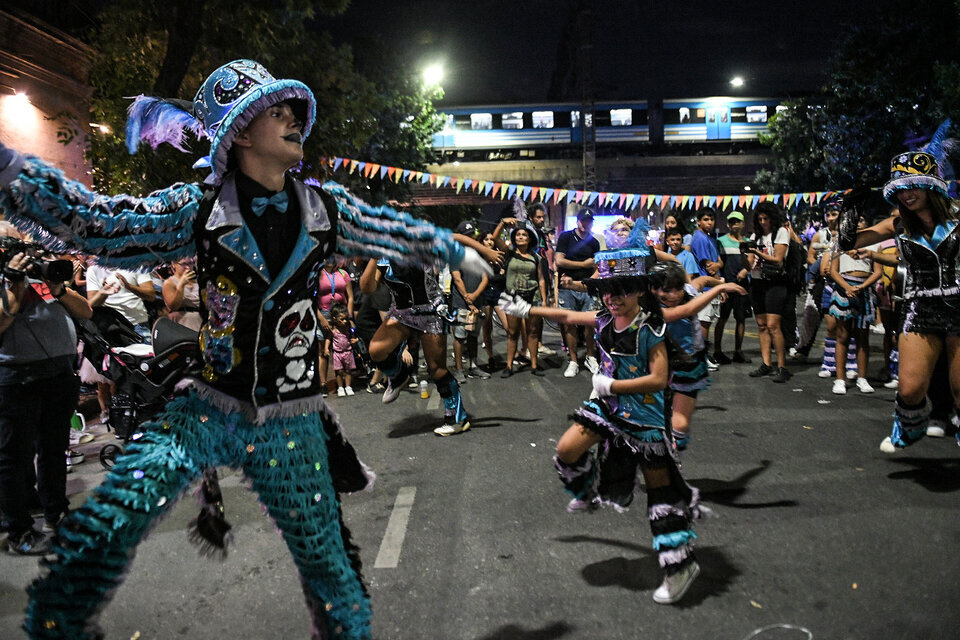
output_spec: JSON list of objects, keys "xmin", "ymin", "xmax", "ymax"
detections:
[
  {"xmin": 332, "ymin": 328, "xmax": 352, "ymax": 354},
  {"xmin": 318, "ymin": 268, "xmax": 349, "ymax": 311}
]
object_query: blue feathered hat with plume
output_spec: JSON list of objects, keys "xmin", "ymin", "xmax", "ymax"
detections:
[
  {"xmin": 583, "ymin": 218, "xmax": 653, "ymax": 296},
  {"xmin": 883, "ymin": 119, "xmax": 955, "ymax": 203},
  {"xmin": 125, "ymin": 59, "xmax": 316, "ymax": 184}
]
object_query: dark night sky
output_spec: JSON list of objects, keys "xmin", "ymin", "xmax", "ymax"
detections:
[{"xmin": 329, "ymin": 0, "xmax": 874, "ymax": 106}]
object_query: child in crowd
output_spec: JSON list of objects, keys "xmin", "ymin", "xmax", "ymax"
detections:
[
  {"xmin": 326, "ymin": 302, "xmax": 357, "ymax": 396},
  {"xmin": 647, "ymin": 262, "xmax": 746, "ymax": 450},
  {"xmin": 498, "ymin": 223, "xmax": 708, "ymax": 605}
]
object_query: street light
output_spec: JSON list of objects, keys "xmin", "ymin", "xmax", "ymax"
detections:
[
  {"xmin": 423, "ymin": 64, "xmax": 444, "ymax": 88},
  {"xmin": 730, "ymin": 76, "xmax": 745, "ymax": 88}
]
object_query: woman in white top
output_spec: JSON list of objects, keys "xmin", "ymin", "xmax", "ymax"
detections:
[
  {"xmin": 745, "ymin": 202, "xmax": 792, "ymax": 382},
  {"xmin": 827, "ymin": 215, "xmax": 883, "ymax": 394}
]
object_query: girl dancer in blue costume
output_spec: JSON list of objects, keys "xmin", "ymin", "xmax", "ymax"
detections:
[
  {"xmin": 646, "ymin": 261, "xmax": 746, "ymax": 450},
  {"xmin": 498, "ymin": 223, "xmax": 709, "ymax": 605},
  {"xmin": 0, "ymin": 59, "xmax": 489, "ymax": 640},
  {"xmin": 835, "ymin": 129, "xmax": 960, "ymax": 453}
]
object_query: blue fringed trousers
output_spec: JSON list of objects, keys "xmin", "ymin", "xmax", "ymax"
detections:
[{"xmin": 24, "ymin": 391, "xmax": 372, "ymax": 640}]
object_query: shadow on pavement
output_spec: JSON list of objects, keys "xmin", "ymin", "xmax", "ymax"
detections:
[
  {"xmin": 571, "ymin": 544, "xmax": 739, "ymax": 605},
  {"xmin": 477, "ymin": 621, "xmax": 574, "ymax": 640},
  {"xmin": 886, "ymin": 457, "xmax": 960, "ymax": 493},
  {"xmin": 691, "ymin": 460, "xmax": 800, "ymax": 509},
  {"xmin": 385, "ymin": 414, "xmax": 540, "ymax": 438}
]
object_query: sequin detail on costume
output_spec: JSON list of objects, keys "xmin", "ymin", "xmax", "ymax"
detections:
[{"xmin": 201, "ymin": 276, "xmax": 241, "ymax": 378}]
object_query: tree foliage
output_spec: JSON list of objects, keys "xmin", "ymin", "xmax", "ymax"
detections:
[
  {"xmin": 84, "ymin": 0, "xmax": 441, "ymax": 202},
  {"xmin": 757, "ymin": 0, "xmax": 960, "ymax": 192}
]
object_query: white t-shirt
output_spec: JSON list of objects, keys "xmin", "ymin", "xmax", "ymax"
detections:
[
  {"xmin": 86, "ymin": 266, "xmax": 153, "ymax": 325},
  {"xmin": 750, "ymin": 227, "xmax": 790, "ymax": 279},
  {"xmin": 837, "ymin": 242, "xmax": 879, "ymax": 274}
]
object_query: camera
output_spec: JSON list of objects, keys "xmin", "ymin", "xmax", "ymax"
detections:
[
  {"xmin": 0, "ymin": 237, "xmax": 74, "ymax": 282},
  {"xmin": 739, "ymin": 239, "xmax": 758, "ymax": 252}
]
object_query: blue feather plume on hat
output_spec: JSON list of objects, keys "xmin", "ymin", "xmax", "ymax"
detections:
[{"xmin": 125, "ymin": 95, "xmax": 205, "ymax": 155}]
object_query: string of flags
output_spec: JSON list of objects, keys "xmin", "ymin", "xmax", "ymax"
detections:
[{"xmin": 324, "ymin": 156, "xmax": 851, "ymax": 212}]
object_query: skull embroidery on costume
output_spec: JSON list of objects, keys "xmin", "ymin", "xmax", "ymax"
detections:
[{"xmin": 274, "ymin": 299, "xmax": 317, "ymax": 393}]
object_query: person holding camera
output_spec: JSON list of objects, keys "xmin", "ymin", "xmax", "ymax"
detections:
[{"xmin": 0, "ymin": 236, "xmax": 92, "ymax": 555}]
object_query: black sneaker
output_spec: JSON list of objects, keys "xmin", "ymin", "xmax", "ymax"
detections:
[
  {"xmin": 4, "ymin": 528, "xmax": 50, "ymax": 556},
  {"xmin": 748, "ymin": 363, "xmax": 773, "ymax": 377},
  {"xmin": 771, "ymin": 367, "xmax": 792, "ymax": 383},
  {"xmin": 713, "ymin": 352, "xmax": 732, "ymax": 365},
  {"xmin": 732, "ymin": 352, "xmax": 752, "ymax": 364}
]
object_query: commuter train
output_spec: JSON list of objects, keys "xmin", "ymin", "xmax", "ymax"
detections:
[{"xmin": 432, "ymin": 97, "xmax": 784, "ymax": 161}]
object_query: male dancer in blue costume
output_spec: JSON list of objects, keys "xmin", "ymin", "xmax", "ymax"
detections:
[{"xmin": 0, "ymin": 59, "xmax": 489, "ymax": 640}]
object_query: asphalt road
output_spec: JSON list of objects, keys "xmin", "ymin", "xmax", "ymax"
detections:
[{"xmin": 1, "ymin": 324, "xmax": 958, "ymax": 640}]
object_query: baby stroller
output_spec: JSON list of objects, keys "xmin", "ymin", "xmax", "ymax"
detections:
[{"xmin": 75, "ymin": 307, "xmax": 201, "ymax": 468}]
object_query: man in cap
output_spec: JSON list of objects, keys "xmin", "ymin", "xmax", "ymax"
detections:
[
  {"xmin": 555, "ymin": 209, "xmax": 601, "ymax": 376},
  {"xmin": 714, "ymin": 211, "xmax": 752, "ymax": 363}
]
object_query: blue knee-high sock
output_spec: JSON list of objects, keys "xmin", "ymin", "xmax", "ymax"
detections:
[
  {"xmin": 375, "ymin": 341, "xmax": 407, "ymax": 379},
  {"xmin": 891, "ymin": 394, "xmax": 930, "ymax": 447},
  {"xmin": 847, "ymin": 336, "xmax": 858, "ymax": 372},
  {"xmin": 648, "ymin": 485, "xmax": 696, "ymax": 571},
  {"xmin": 435, "ymin": 372, "xmax": 466, "ymax": 420},
  {"xmin": 821, "ymin": 337, "xmax": 836, "ymax": 373}
]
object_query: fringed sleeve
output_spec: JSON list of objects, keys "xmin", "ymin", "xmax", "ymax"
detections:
[
  {"xmin": 317, "ymin": 180, "xmax": 465, "ymax": 268},
  {"xmin": 0, "ymin": 153, "xmax": 201, "ymax": 270}
]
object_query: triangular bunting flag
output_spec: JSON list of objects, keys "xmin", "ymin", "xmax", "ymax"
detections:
[
  {"xmin": 681, "ymin": 195, "xmax": 690, "ymax": 209},
  {"xmin": 695, "ymin": 195, "xmax": 703, "ymax": 209},
  {"xmin": 464, "ymin": 179, "xmax": 473, "ymax": 191},
  {"xmin": 587, "ymin": 192, "xmax": 599, "ymax": 206},
  {"xmin": 530, "ymin": 187, "xmax": 539, "ymax": 201},
  {"xmin": 491, "ymin": 183, "xmax": 502, "ymax": 198},
  {"xmin": 484, "ymin": 181, "xmax": 494, "ymax": 196},
  {"xmin": 625, "ymin": 194, "xmax": 635, "ymax": 210},
  {"xmin": 722, "ymin": 195, "xmax": 732, "ymax": 210},
  {"xmin": 507, "ymin": 184, "xmax": 517, "ymax": 199},
  {"xmin": 555, "ymin": 189, "xmax": 566, "ymax": 204},
  {"xmin": 333, "ymin": 158, "xmax": 343, "ymax": 171},
  {"xmin": 543, "ymin": 188, "xmax": 554, "ymax": 202},
  {"xmin": 387, "ymin": 166, "xmax": 396, "ymax": 180},
  {"xmin": 402, "ymin": 169, "xmax": 411, "ymax": 181}
]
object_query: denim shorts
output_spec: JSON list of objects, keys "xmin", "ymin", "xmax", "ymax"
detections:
[{"xmin": 558, "ymin": 288, "xmax": 597, "ymax": 312}]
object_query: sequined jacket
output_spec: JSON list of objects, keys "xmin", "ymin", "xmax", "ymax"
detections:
[
  {"xmin": 0, "ymin": 153, "xmax": 464, "ymax": 420},
  {"xmin": 896, "ymin": 221, "xmax": 960, "ymax": 300}
]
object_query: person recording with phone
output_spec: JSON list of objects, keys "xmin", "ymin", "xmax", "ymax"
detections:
[{"xmin": 0, "ymin": 229, "xmax": 92, "ymax": 555}]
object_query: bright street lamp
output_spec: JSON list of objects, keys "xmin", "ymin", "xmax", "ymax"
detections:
[
  {"xmin": 730, "ymin": 76, "xmax": 745, "ymax": 88},
  {"xmin": 423, "ymin": 63, "xmax": 444, "ymax": 87}
]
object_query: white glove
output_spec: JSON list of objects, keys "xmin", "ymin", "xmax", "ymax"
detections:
[
  {"xmin": 458, "ymin": 246, "xmax": 494, "ymax": 278},
  {"xmin": 592, "ymin": 373, "xmax": 615, "ymax": 397},
  {"xmin": 497, "ymin": 292, "xmax": 531, "ymax": 318}
]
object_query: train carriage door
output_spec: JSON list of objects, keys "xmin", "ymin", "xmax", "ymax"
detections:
[{"xmin": 706, "ymin": 106, "xmax": 731, "ymax": 140}]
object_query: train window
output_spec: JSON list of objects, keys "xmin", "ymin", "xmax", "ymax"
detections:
[
  {"xmin": 532, "ymin": 111, "xmax": 554, "ymax": 128},
  {"xmin": 593, "ymin": 110, "xmax": 610, "ymax": 127},
  {"xmin": 730, "ymin": 109, "xmax": 747, "ymax": 123},
  {"xmin": 610, "ymin": 108, "xmax": 632, "ymax": 126},
  {"xmin": 454, "ymin": 114, "xmax": 472, "ymax": 130},
  {"xmin": 667, "ymin": 107, "xmax": 706, "ymax": 124},
  {"xmin": 571, "ymin": 110, "xmax": 580, "ymax": 128},
  {"xmin": 746, "ymin": 106, "xmax": 768, "ymax": 123},
  {"xmin": 471, "ymin": 113, "xmax": 493, "ymax": 130},
  {"xmin": 502, "ymin": 111, "xmax": 524, "ymax": 129},
  {"xmin": 555, "ymin": 111, "xmax": 572, "ymax": 128},
  {"xmin": 776, "ymin": 105, "xmax": 787, "ymax": 114}
]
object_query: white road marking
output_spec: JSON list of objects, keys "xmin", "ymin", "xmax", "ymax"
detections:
[{"xmin": 374, "ymin": 486, "xmax": 416, "ymax": 568}]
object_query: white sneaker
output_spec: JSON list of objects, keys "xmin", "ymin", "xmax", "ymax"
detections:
[
  {"xmin": 337, "ymin": 386, "xmax": 346, "ymax": 397},
  {"xmin": 879, "ymin": 436, "xmax": 897, "ymax": 454},
  {"xmin": 927, "ymin": 421, "xmax": 947, "ymax": 438},
  {"xmin": 538, "ymin": 344, "xmax": 557, "ymax": 356},
  {"xmin": 344, "ymin": 386, "xmax": 355, "ymax": 396},
  {"xmin": 788, "ymin": 347, "xmax": 798, "ymax": 358},
  {"xmin": 883, "ymin": 378, "xmax": 899, "ymax": 390},
  {"xmin": 583, "ymin": 356, "xmax": 599, "ymax": 374},
  {"xmin": 856, "ymin": 378, "xmax": 875, "ymax": 394},
  {"xmin": 818, "ymin": 368, "xmax": 833, "ymax": 378},
  {"xmin": 832, "ymin": 379, "xmax": 847, "ymax": 395},
  {"xmin": 563, "ymin": 361, "xmax": 580, "ymax": 377},
  {"xmin": 846, "ymin": 369, "xmax": 858, "ymax": 380},
  {"xmin": 653, "ymin": 560, "xmax": 701, "ymax": 604}
]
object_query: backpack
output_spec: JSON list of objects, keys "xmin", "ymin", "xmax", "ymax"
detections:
[{"xmin": 784, "ymin": 237, "xmax": 806, "ymax": 292}]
